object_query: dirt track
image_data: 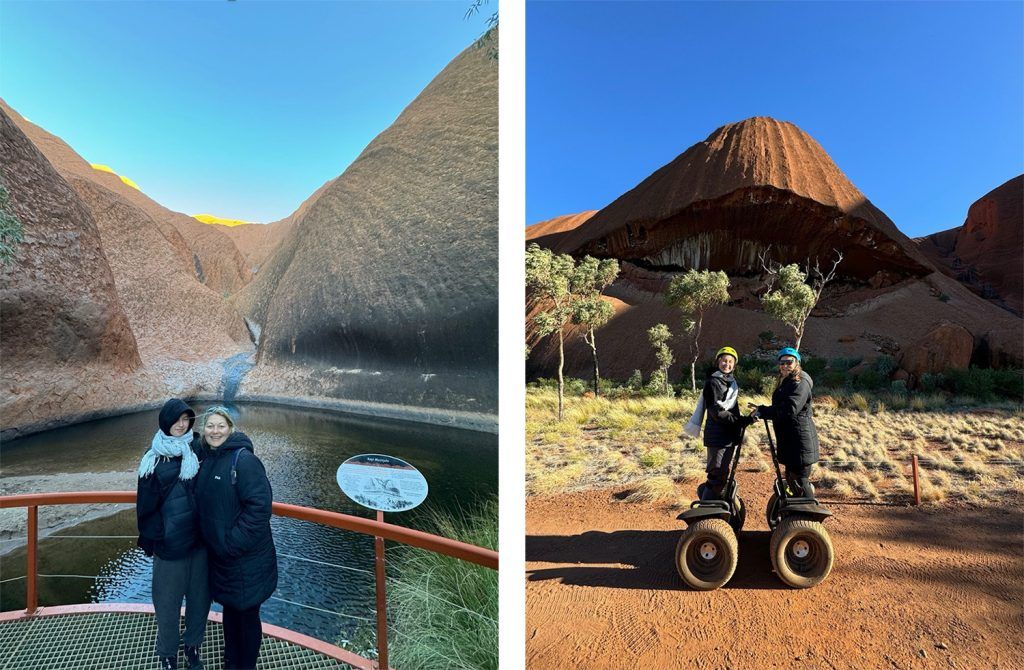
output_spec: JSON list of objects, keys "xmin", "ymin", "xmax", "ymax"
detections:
[{"xmin": 526, "ymin": 472, "xmax": 1023, "ymax": 669}]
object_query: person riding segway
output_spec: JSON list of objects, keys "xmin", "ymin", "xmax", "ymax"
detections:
[
  {"xmin": 675, "ymin": 346, "xmax": 756, "ymax": 590},
  {"xmin": 750, "ymin": 347, "xmax": 834, "ymax": 588}
]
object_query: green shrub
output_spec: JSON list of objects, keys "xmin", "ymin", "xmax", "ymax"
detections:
[
  {"xmin": 854, "ymin": 369, "xmax": 886, "ymax": 391},
  {"xmin": 759, "ymin": 375, "xmax": 778, "ymax": 396},
  {"xmin": 919, "ymin": 372, "xmax": 942, "ymax": 393},
  {"xmin": 626, "ymin": 369, "xmax": 643, "ymax": 391},
  {"xmin": 639, "ymin": 447, "xmax": 669, "ymax": 469},
  {"xmin": 829, "ymin": 357, "xmax": 862, "ymax": 372},
  {"xmin": 388, "ymin": 499, "xmax": 498, "ymax": 670},
  {"xmin": 873, "ymin": 355, "xmax": 896, "ymax": 377},
  {"xmin": 802, "ymin": 356, "xmax": 826, "ymax": 378}
]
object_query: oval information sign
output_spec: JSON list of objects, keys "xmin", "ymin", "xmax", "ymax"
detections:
[{"xmin": 336, "ymin": 454, "xmax": 428, "ymax": 512}]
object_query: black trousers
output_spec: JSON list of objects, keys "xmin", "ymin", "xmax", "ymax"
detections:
[
  {"xmin": 784, "ymin": 463, "xmax": 815, "ymax": 499},
  {"xmin": 221, "ymin": 603, "xmax": 262, "ymax": 669}
]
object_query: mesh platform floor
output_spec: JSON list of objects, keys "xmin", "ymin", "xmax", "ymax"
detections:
[{"xmin": 0, "ymin": 612, "xmax": 355, "ymax": 669}]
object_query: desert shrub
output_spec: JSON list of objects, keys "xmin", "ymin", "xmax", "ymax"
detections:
[
  {"xmin": 847, "ymin": 393, "xmax": 870, "ymax": 412},
  {"xmin": 759, "ymin": 375, "xmax": 778, "ymax": 396},
  {"xmin": 802, "ymin": 356, "xmax": 827, "ymax": 378},
  {"xmin": 623, "ymin": 476, "xmax": 676, "ymax": 503},
  {"xmin": 645, "ymin": 369, "xmax": 670, "ymax": 396},
  {"xmin": 853, "ymin": 368, "xmax": 886, "ymax": 391},
  {"xmin": 873, "ymin": 355, "xmax": 896, "ymax": 377},
  {"xmin": 820, "ymin": 369, "xmax": 847, "ymax": 389},
  {"xmin": 564, "ymin": 377, "xmax": 589, "ymax": 396},
  {"xmin": 639, "ymin": 447, "xmax": 669, "ymax": 469},
  {"xmin": 388, "ymin": 498, "xmax": 497, "ymax": 670},
  {"xmin": 829, "ymin": 356, "xmax": 863, "ymax": 372},
  {"xmin": 626, "ymin": 369, "xmax": 643, "ymax": 391},
  {"xmin": 890, "ymin": 379, "xmax": 908, "ymax": 394}
]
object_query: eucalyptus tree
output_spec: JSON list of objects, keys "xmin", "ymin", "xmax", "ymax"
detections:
[
  {"xmin": 647, "ymin": 323, "xmax": 674, "ymax": 396},
  {"xmin": 571, "ymin": 256, "xmax": 620, "ymax": 396},
  {"xmin": 759, "ymin": 249, "xmax": 843, "ymax": 350},
  {"xmin": 526, "ymin": 243, "xmax": 577, "ymax": 420},
  {"xmin": 665, "ymin": 269, "xmax": 731, "ymax": 390}
]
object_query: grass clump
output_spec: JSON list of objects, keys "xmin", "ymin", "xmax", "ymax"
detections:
[
  {"xmin": 388, "ymin": 499, "xmax": 498, "ymax": 670},
  {"xmin": 623, "ymin": 476, "xmax": 676, "ymax": 503},
  {"xmin": 639, "ymin": 447, "xmax": 669, "ymax": 469}
]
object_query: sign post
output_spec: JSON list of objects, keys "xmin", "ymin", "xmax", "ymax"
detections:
[{"xmin": 336, "ymin": 454, "xmax": 429, "ymax": 670}]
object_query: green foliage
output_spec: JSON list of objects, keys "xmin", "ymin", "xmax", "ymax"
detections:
[
  {"xmin": 761, "ymin": 264, "xmax": 815, "ymax": 343},
  {"xmin": 526, "ymin": 244, "xmax": 575, "ymax": 336},
  {"xmin": 853, "ymin": 368, "xmax": 886, "ymax": 391},
  {"xmin": 646, "ymin": 369, "xmax": 670, "ymax": 396},
  {"xmin": 801, "ymin": 356, "xmax": 827, "ymax": 378},
  {"xmin": 647, "ymin": 324, "xmax": 673, "ymax": 370},
  {"xmin": 626, "ymin": 369, "xmax": 643, "ymax": 391},
  {"xmin": 919, "ymin": 372, "xmax": 941, "ymax": 393},
  {"xmin": 639, "ymin": 447, "xmax": 669, "ymax": 469},
  {"xmin": 873, "ymin": 355, "xmax": 896, "ymax": 377},
  {"xmin": 665, "ymin": 269, "xmax": 731, "ymax": 333},
  {"xmin": 759, "ymin": 375, "xmax": 778, "ymax": 396},
  {"xmin": 389, "ymin": 498, "xmax": 498, "ymax": 670},
  {"xmin": 937, "ymin": 293, "xmax": 951, "ymax": 303},
  {"xmin": 465, "ymin": 0, "xmax": 499, "ymax": 60},
  {"xmin": 758, "ymin": 330, "xmax": 775, "ymax": 342},
  {"xmin": 0, "ymin": 182, "xmax": 25, "ymax": 265},
  {"xmin": 941, "ymin": 367, "xmax": 1023, "ymax": 401},
  {"xmin": 890, "ymin": 379, "xmax": 908, "ymax": 394}
]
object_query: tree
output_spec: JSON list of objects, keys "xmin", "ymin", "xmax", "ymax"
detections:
[
  {"xmin": 665, "ymin": 270, "xmax": 731, "ymax": 391},
  {"xmin": 647, "ymin": 324, "xmax": 674, "ymax": 396},
  {"xmin": 571, "ymin": 256, "xmax": 620, "ymax": 396},
  {"xmin": 526, "ymin": 243, "xmax": 576, "ymax": 420},
  {"xmin": 0, "ymin": 183, "xmax": 24, "ymax": 265},
  {"xmin": 759, "ymin": 249, "xmax": 843, "ymax": 350},
  {"xmin": 465, "ymin": 0, "xmax": 498, "ymax": 60}
]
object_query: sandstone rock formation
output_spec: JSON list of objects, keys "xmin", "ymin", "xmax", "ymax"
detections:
[
  {"xmin": 916, "ymin": 175, "xmax": 1023, "ymax": 316},
  {"xmin": 1, "ymin": 108, "xmax": 139, "ymax": 374},
  {"xmin": 236, "ymin": 42, "xmax": 498, "ymax": 413},
  {"xmin": 1, "ymin": 101, "xmax": 252, "ymax": 365},
  {"xmin": 898, "ymin": 322, "xmax": 975, "ymax": 381},
  {"xmin": 526, "ymin": 210, "xmax": 597, "ymax": 248},
  {"xmin": 527, "ymin": 117, "xmax": 1022, "ymax": 382}
]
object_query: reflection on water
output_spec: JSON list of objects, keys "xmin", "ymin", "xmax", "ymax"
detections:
[{"xmin": 0, "ymin": 403, "xmax": 497, "ymax": 644}]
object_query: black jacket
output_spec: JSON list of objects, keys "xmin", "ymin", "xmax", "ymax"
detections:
[
  {"xmin": 758, "ymin": 372, "xmax": 820, "ymax": 467},
  {"xmin": 195, "ymin": 431, "xmax": 278, "ymax": 610},
  {"xmin": 701, "ymin": 371, "xmax": 753, "ymax": 448},
  {"xmin": 136, "ymin": 435, "xmax": 204, "ymax": 560},
  {"xmin": 136, "ymin": 399, "xmax": 202, "ymax": 560}
]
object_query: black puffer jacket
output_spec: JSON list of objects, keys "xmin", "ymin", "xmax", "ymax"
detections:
[
  {"xmin": 757, "ymin": 372, "xmax": 820, "ymax": 467},
  {"xmin": 195, "ymin": 431, "xmax": 278, "ymax": 610},
  {"xmin": 701, "ymin": 371, "xmax": 753, "ymax": 448},
  {"xmin": 136, "ymin": 399, "xmax": 203, "ymax": 560}
]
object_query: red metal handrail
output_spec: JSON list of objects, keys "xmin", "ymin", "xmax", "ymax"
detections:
[{"xmin": 0, "ymin": 491, "xmax": 499, "ymax": 670}]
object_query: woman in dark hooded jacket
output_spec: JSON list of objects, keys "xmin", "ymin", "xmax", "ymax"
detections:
[
  {"xmin": 683, "ymin": 346, "xmax": 755, "ymax": 500},
  {"xmin": 753, "ymin": 347, "xmax": 820, "ymax": 498},
  {"xmin": 136, "ymin": 398, "xmax": 211, "ymax": 670},
  {"xmin": 195, "ymin": 406, "xmax": 277, "ymax": 670}
]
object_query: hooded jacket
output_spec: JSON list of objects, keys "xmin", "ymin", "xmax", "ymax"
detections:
[
  {"xmin": 701, "ymin": 371, "xmax": 753, "ymax": 448},
  {"xmin": 136, "ymin": 399, "xmax": 204, "ymax": 560},
  {"xmin": 195, "ymin": 431, "xmax": 278, "ymax": 610},
  {"xmin": 757, "ymin": 372, "xmax": 820, "ymax": 467}
]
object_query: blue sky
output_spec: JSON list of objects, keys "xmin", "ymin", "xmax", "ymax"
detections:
[
  {"xmin": 527, "ymin": 1, "xmax": 1024, "ymax": 237},
  {"xmin": 0, "ymin": 1, "xmax": 491, "ymax": 222}
]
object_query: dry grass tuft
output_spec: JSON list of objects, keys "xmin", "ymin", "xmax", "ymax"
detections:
[{"xmin": 622, "ymin": 476, "xmax": 676, "ymax": 503}]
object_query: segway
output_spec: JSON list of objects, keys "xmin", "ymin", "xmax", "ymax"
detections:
[
  {"xmin": 762, "ymin": 419, "xmax": 834, "ymax": 588},
  {"xmin": 674, "ymin": 423, "xmax": 749, "ymax": 590}
]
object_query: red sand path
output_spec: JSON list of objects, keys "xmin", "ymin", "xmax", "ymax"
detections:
[{"xmin": 526, "ymin": 472, "xmax": 1023, "ymax": 669}]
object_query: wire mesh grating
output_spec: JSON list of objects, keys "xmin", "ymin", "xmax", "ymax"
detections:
[{"xmin": 0, "ymin": 611, "xmax": 355, "ymax": 669}]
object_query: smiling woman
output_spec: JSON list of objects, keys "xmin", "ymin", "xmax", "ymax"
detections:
[{"xmin": 195, "ymin": 406, "xmax": 278, "ymax": 670}]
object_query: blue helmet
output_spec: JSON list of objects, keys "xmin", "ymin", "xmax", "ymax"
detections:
[{"xmin": 777, "ymin": 347, "xmax": 801, "ymax": 362}]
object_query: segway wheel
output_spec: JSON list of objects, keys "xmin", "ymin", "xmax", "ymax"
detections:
[
  {"xmin": 675, "ymin": 518, "xmax": 738, "ymax": 591},
  {"xmin": 729, "ymin": 496, "xmax": 746, "ymax": 534},
  {"xmin": 770, "ymin": 518, "xmax": 834, "ymax": 588},
  {"xmin": 765, "ymin": 492, "xmax": 780, "ymax": 531}
]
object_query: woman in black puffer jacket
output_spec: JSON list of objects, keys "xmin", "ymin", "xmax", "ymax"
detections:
[
  {"xmin": 684, "ymin": 346, "xmax": 755, "ymax": 500},
  {"xmin": 754, "ymin": 347, "xmax": 820, "ymax": 498},
  {"xmin": 195, "ymin": 407, "xmax": 277, "ymax": 670},
  {"xmin": 137, "ymin": 398, "xmax": 211, "ymax": 670}
]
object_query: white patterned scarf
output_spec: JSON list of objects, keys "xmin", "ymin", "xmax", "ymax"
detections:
[{"xmin": 138, "ymin": 430, "xmax": 199, "ymax": 480}]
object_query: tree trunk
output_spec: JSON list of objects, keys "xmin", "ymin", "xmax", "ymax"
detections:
[
  {"xmin": 663, "ymin": 365, "xmax": 670, "ymax": 396},
  {"xmin": 795, "ymin": 324, "xmax": 804, "ymax": 351},
  {"xmin": 557, "ymin": 329, "xmax": 565, "ymax": 421},
  {"xmin": 587, "ymin": 329, "xmax": 600, "ymax": 397}
]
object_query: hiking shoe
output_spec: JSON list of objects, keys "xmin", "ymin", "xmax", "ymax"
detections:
[
  {"xmin": 160, "ymin": 657, "xmax": 177, "ymax": 670},
  {"xmin": 184, "ymin": 646, "xmax": 204, "ymax": 670}
]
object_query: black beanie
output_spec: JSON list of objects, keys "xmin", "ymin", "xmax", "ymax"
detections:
[{"xmin": 158, "ymin": 398, "xmax": 196, "ymax": 435}]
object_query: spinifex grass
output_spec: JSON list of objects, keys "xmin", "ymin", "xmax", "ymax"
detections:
[
  {"xmin": 526, "ymin": 387, "xmax": 1024, "ymax": 505},
  {"xmin": 388, "ymin": 498, "xmax": 498, "ymax": 670}
]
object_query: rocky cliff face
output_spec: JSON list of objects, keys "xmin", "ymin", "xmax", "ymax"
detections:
[
  {"xmin": 526, "ymin": 210, "xmax": 597, "ymax": 248},
  {"xmin": 1, "ymin": 102, "xmax": 252, "ymax": 365},
  {"xmin": 527, "ymin": 118, "xmax": 1022, "ymax": 381},
  {"xmin": 916, "ymin": 175, "xmax": 1023, "ymax": 316},
  {"xmin": 237, "ymin": 43, "xmax": 498, "ymax": 413}
]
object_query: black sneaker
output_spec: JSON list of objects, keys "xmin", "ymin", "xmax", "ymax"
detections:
[
  {"xmin": 160, "ymin": 657, "xmax": 177, "ymax": 670},
  {"xmin": 183, "ymin": 646, "xmax": 205, "ymax": 670}
]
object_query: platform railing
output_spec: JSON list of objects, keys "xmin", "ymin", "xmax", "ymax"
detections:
[{"xmin": 0, "ymin": 491, "xmax": 499, "ymax": 670}]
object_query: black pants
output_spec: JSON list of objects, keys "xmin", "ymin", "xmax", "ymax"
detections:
[
  {"xmin": 784, "ymin": 463, "xmax": 815, "ymax": 499},
  {"xmin": 700, "ymin": 444, "xmax": 735, "ymax": 499},
  {"xmin": 221, "ymin": 604, "xmax": 262, "ymax": 669}
]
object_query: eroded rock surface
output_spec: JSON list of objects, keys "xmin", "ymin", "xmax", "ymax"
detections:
[
  {"xmin": 238, "ymin": 43, "xmax": 498, "ymax": 412},
  {"xmin": 917, "ymin": 175, "xmax": 1023, "ymax": 316}
]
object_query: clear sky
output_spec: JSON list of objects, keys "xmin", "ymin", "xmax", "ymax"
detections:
[
  {"xmin": 527, "ymin": 1, "xmax": 1024, "ymax": 237},
  {"xmin": 0, "ymin": 0, "xmax": 492, "ymax": 222}
]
